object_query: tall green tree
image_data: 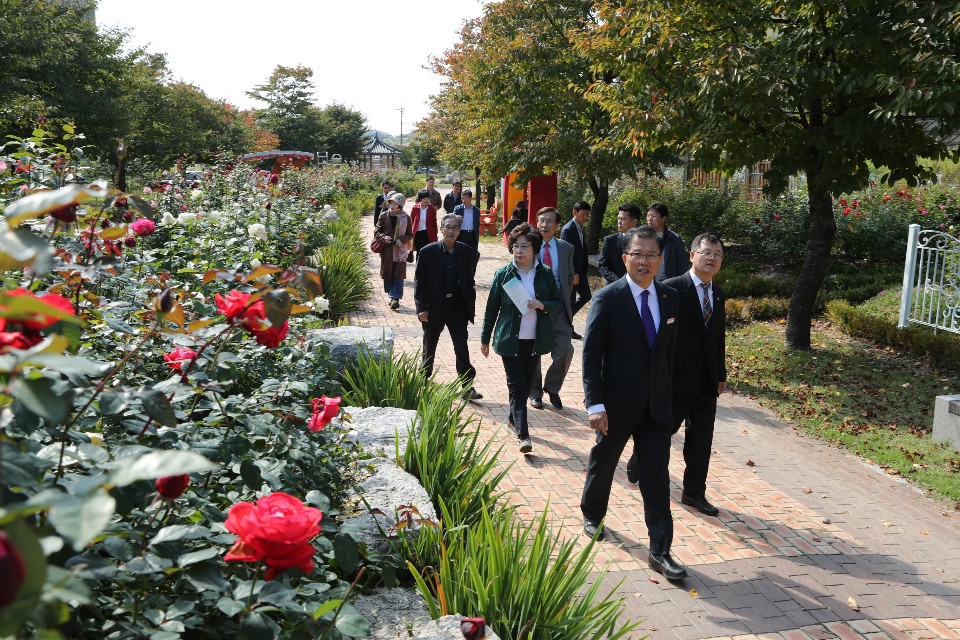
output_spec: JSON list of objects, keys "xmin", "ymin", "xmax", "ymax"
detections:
[
  {"xmin": 424, "ymin": 0, "xmax": 664, "ymax": 250},
  {"xmin": 581, "ymin": 0, "xmax": 960, "ymax": 348},
  {"xmin": 318, "ymin": 103, "xmax": 368, "ymax": 161}
]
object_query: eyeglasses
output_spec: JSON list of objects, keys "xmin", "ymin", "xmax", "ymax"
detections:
[
  {"xmin": 442, "ymin": 225, "xmax": 460, "ymax": 230},
  {"xmin": 513, "ymin": 243, "xmax": 533, "ymax": 250},
  {"xmin": 694, "ymin": 251, "xmax": 724, "ymax": 260},
  {"xmin": 624, "ymin": 252, "xmax": 661, "ymax": 261}
]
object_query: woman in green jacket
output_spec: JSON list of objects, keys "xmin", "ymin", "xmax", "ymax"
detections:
[{"xmin": 480, "ymin": 223, "xmax": 563, "ymax": 454}]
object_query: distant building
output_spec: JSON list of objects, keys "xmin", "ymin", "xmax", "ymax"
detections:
[{"xmin": 360, "ymin": 134, "xmax": 401, "ymax": 171}]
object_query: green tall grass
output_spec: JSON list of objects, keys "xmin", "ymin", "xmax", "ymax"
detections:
[
  {"xmin": 409, "ymin": 503, "xmax": 640, "ymax": 640},
  {"xmin": 342, "ymin": 348, "xmax": 438, "ymax": 409}
]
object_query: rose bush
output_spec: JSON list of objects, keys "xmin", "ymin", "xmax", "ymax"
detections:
[{"xmin": 0, "ymin": 128, "xmax": 386, "ymax": 638}]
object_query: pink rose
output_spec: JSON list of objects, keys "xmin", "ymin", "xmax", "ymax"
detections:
[
  {"xmin": 163, "ymin": 346, "xmax": 198, "ymax": 372},
  {"xmin": 308, "ymin": 395, "xmax": 341, "ymax": 431},
  {"xmin": 130, "ymin": 219, "xmax": 157, "ymax": 236}
]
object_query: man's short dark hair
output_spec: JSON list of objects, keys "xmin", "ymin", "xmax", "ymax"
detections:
[
  {"xmin": 536, "ymin": 207, "xmax": 561, "ymax": 224},
  {"xmin": 426, "ymin": 176, "xmax": 435, "ymax": 182},
  {"xmin": 382, "ymin": 180, "xmax": 393, "ymax": 188},
  {"xmin": 417, "ymin": 189, "xmax": 431, "ymax": 201},
  {"xmin": 617, "ymin": 203, "xmax": 643, "ymax": 222},
  {"xmin": 573, "ymin": 201, "xmax": 592, "ymax": 212},
  {"xmin": 462, "ymin": 189, "xmax": 473, "ymax": 197},
  {"xmin": 691, "ymin": 232, "xmax": 724, "ymax": 253},
  {"xmin": 623, "ymin": 225, "xmax": 665, "ymax": 252},
  {"xmin": 648, "ymin": 202, "xmax": 669, "ymax": 218},
  {"xmin": 453, "ymin": 180, "xmax": 463, "ymax": 186},
  {"xmin": 508, "ymin": 223, "xmax": 544, "ymax": 254}
]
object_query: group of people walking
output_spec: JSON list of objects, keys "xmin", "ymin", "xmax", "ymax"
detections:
[{"xmin": 370, "ymin": 182, "xmax": 728, "ymax": 583}]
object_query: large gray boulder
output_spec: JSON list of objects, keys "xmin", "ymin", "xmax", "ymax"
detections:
[
  {"xmin": 340, "ymin": 406, "xmax": 418, "ymax": 458},
  {"xmin": 309, "ymin": 326, "xmax": 394, "ymax": 368}
]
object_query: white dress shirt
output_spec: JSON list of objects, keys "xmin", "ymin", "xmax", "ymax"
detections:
[{"xmin": 689, "ymin": 270, "xmax": 714, "ymax": 316}]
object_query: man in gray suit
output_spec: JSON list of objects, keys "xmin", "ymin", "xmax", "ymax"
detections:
[{"xmin": 530, "ymin": 207, "xmax": 575, "ymax": 410}]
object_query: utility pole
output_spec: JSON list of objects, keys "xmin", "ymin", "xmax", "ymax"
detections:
[{"xmin": 397, "ymin": 106, "xmax": 405, "ymax": 147}]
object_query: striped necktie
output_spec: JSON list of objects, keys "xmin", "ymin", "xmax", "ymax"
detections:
[{"xmin": 701, "ymin": 282, "xmax": 712, "ymax": 326}]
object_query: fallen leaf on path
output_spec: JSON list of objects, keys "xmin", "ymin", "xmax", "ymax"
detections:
[
  {"xmin": 823, "ymin": 518, "xmax": 832, "ymax": 524},
  {"xmin": 746, "ymin": 460, "xmax": 756, "ymax": 467},
  {"xmin": 802, "ymin": 487, "xmax": 812, "ymax": 494},
  {"xmin": 813, "ymin": 537, "xmax": 821, "ymax": 542},
  {"xmin": 848, "ymin": 597, "xmax": 860, "ymax": 611},
  {"xmin": 881, "ymin": 521, "xmax": 894, "ymax": 527},
  {"xmin": 689, "ymin": 589, "xmax": 698, "ymax": 597},
  {"xmin": 921, "ymin": 530, "xmax": 929, "ymax": 535},
  {"xmin": 648, "ymin": 578, "xmax": 659, "ymax": 584}
]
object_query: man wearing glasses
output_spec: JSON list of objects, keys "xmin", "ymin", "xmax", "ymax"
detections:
[
  {"xmin": 414, "ymin": 214, "xmax": 482, "ymax": 401},
  {"xmin": 581, "ymin": 226, "xmax": 686, "ymax": 581}
]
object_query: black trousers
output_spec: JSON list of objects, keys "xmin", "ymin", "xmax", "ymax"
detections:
[
  {"xmin": 420, "ymin": 298, "xmax": 475, "ymax": 386},
  {"xmin": 414, "ymin": 230, "xmax": 431, "ymax": 256},
  {"xmin": 571, "ymin": 274, "xmax": 592, "ymax": 317},
  {"xmin": 581, "ymin": 409, "xmax": 674, "ymax": 555},
  {"xmin": 501, "ymin": 339, "xmax": 537, "ymax": 440},
  {"xmin": 459, "ymin": 230, "xmax": 479, "ymax": 252},
  {"xmin": 672, "ymin": 366, "xmax": 718, "ymax": 498}
]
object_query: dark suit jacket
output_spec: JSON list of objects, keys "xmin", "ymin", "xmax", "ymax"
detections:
[
  {"xmin": 443, "ymin": 192, "xmax": 462, "ymax": 213},
  {"xmin": 657, "ymin": 229, "xmax": 687, "ymax": 281},
  {"xmin": 597, "ymin": 233, "xmax": 626, "ymax": 284},
  {"xmin": 413, "ymin": 241, "xmax": 480, "ymax": 323},
  {"xmin": 541, "ymin": 237, "xmax": 575, "ymax": 322},
  {"xmin": 374, "ymin": 193, "xmax": 388, "ymax": 226},
  {"xmin": 560, "ymin": 219, "xmax": 588, "ymax": 277},
  {"xmin": 662, "ymin": 272, "xmax": 726, "ymax": 398},
  {"xmin": 582, "ymin": 278, "xmax": 678, "ymax": 428}
]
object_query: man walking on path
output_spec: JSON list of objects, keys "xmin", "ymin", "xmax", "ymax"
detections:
[
  {"xmin": 628, "ymin": 232, "xmax": 727, "ymax": 517},
  {"xmin": 530, "ymin": 207, "xmax": 575, "ymax": 411},
  {"xmin": 560, "ymin": 200, "xmax": 591, "ymax": 337},
  {"xmin": 414, "ymin": 214, "xmax": 482, "ymax": 400},
  {"xmin": 580, "ymin": 226, "xmax": 686, "ymax": 580},
  {"xmin": 598, "ymin": 203, "xmax": 642, "ymax": 284},
  {"xmin": 425, "ymin": 176, "xmax": 443, "ymax": 210},
  {"xmin": 443, "ymin": 180, "xmax": 463, "ymax": 214},
  {"xmin": 373, "ymin": 180, "xmax": 393, "ymax": 229},
  {"xmin": 453, "ymin": 189, "xmax": 481, "ymax": 252}
]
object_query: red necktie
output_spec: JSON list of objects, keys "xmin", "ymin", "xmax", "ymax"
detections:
[{"xmin": 543, "ymin": 244, "xmax": 553, "ymax": 269}]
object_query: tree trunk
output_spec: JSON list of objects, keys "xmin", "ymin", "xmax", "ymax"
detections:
[
  {"xmin": 586, "ymin": 176, "xmax": 609, "ymax": 254},
  {"xmin": 785, "ymin": 172, "xmax": 835, "ymax": 349}
]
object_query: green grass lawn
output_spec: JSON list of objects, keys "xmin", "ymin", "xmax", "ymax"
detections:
[{"xmin": 728, "ymin": 319, "xmax": 960, "ymax": 505}]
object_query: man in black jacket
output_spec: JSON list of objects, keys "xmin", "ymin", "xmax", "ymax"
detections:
[
  {"xmin": 560, "ymin": 201, "xmax": 592, "ymax": 336},
  {"xmin": 414, "ymin": 213, "xmax": 482, "ymax": 400},
  {"xmin": 580, "ymin": 226, "xmax": 686, "ymax": 581},
  {"xmin": 374, "ymin": 180, "xmax": 393, "ymax": 228},
  {"xmin": 597, "ymin": 203, "xmax": 642, "ymax": 285},
  {"xmin": 626, "ymin": 232, "xmax": 727, "ymax": 519},
  {"xmin": 443, "ymin": 181, "xmax": 463, "ymax": 213}
]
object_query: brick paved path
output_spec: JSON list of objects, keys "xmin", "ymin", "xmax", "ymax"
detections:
[{"xmin": 353, "ymin": 195, "xmax": 960, "ymax": 639}]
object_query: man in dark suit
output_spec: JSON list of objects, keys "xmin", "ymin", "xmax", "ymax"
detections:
[
  {"xmin": 453, "ymin": 189, "xmax": 482, "ymax": 252},
  {"xmin": 374, "ymin": 180, "xmax": 393, "ymax": 228},
  {"xmin": 580, "ymin": 226, "xmax": 686, "ymax": 581},
  {"xmin": 597, "ymin": 203, "xmax": 642, "ymax": 285},
  {"xmin": 443, "ymin": 181, "xmax": 463, "ymax": 213},
  {"xmin": 414, "ymin": 213, "xmax": 482, "ymax": 400},
  {"xmin": 560, "ymin": 201, "xmax": 591, "ymax": 337},
  {"xmin": 627, "ymin": 232, "xmax": 727, "ymax": 517},
  {"xmin": 530, "ymin": 207, "xmax": 575, "ymax": 410}
]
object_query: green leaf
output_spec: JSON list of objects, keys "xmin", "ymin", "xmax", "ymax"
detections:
[
  {"xmin": 311, "ymin": 599, "xmax": 343, "ymax": 620},
  {"xmin": 22, "ymin": 352, "xmax": 107, "ymax": 376},
  {"xmin": 48, "ymin": 489, "xmax": 116, "ymax": 550},
  {"xmin": 185, "ymin": 563, "xmax": 228, "ymax": 592},
  {"xmin": 0, "ymin": 227, "xmax": 53, "ymax": 273},
  {"xmin": 139, "ymin": 388, "xmax": 177, "ymax": 428},
  {"xmin": 216, "ymin": 597, "xmax": 245, "ymax": 617},
  {"xmin": 63, "ymin": 124, "xmax": 75, "ymax": 134},
  {"xmin": 177, "ymin": 547, "xmax": 221, "ymax": 567},
  {"xmin": 239, "ymin": 461, "xmax": 263, "ymax": 489},
  {"xmin": 105, "ymin": 317, "xmax": 137, "ymax": 334},
  {"xmin": 3, "ymin": 182, "xmax": 105, "ymax": 228},
  {"xmin": 110, "ymin": 450, "xmax": 218, "ymax": 487},
  {"xmin": 262, "ymin": 288, "xmax": 292, "ymax": 327},
  {"xmin": 304, "ymin": 490, "xmax": 331, "ymax": 511},
  {"xmin": 333, "ymin": 533, "xmax": 359, "ymax": 574},
  {"xmin": 12, "ymin": 377, "xmax": 71, "ymax": 425},
  {"xmin": 149, "ymin": 524, "xmax": 210, "ymax": 546},
  {"xmin": 334, "ymin": 612, "xmax": 371, "ymax": 638},
  {"xmin": 239, "ymin": 612, "xmax": 279, "ymax": 640},
  {"xmin": 99, "ymin": 390, "xmax": 128, "ymax": 415}
]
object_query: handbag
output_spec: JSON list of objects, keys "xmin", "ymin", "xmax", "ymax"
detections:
[{"xmin": 370, "ymin": 237, "xmax": 387, "ymax": 253}]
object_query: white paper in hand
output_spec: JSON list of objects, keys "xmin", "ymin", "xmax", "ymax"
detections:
[{"xmin": 502, "ymin": 278, "xmax": 534, "ymax": 316}]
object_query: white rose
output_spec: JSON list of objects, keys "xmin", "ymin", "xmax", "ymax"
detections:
[
  {"xmin": 248, "ymin": 223, "xmax": 268, "ymax": 241},
  {"xmin": 179, "ymin": 212, "xmax": 197, "ymax": 223},
  {"xmin": 323, "ymin": 210, "xmax": 338, "ymax": 222},
  {"xmin": 161, "ymin": 212, "xmax": 178, "ymax": 226},
  {"xmin": 190, "ymin": 189, "xmax": 203, "ymax": 200},
  {"xmin": 250, "ymin": 258, "xmax": 262, "ymax": 268},
  {"xmin": 206, "ymin": 210, "xmax": 222, "ymax": 223},
  {"xmin": 323, "ymin": 204, "xmax": 331, "ymax": 210},
  {"xmin": 312, "ymin": 296, "xmax": 330, "ymax": 314}
]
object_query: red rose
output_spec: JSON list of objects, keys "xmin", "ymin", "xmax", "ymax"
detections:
[
  {"xmin": 156, "ymin": 474, "xmax": 190, "ymax": 499},
  {"xmin": 883, "ymin": 195, "xmax": 892, "ymax": 202},
  {"xmin": 114, "ymin": 197, "xmax": 128, "ymax": 209},
  {"xmin": 839, "ymin": 199, "xmax": 847, "ymax": 206},
  {"xmin": 179, "ymin": 205, "xmax": 188, "ymax": 212},
  {"xmin": 308, "ymin": 395, "xmax": 341, "ymax": 431},
  {"xmin": 0, "ymin": 531, "xmax": 26, "ymax": 608},
  {"xmin": 163, "ymin": 346, "xmax": 198, "ymax": 372},
  {"xmin": 269, "ymin": 174, "xmax": 279, "ymax": 184},
  {"xmin": 774, "ymin": 214, "xmax": 782, "ymax": 221},
  {"xmin": 224, "ymin": 492, "xmax": 322, "ymax": 580},
  {"xmin": 842, "ymin": 207, "xmax": 852, "ymax": 215},
  {"xmin": 753, "ymin": 217, "xmax": 761, "ymax": 224},
  {"xmin": 50, "ymin": 204, "xmax": 78, "ymax": 222},
  {"xmin": 2, "ymin": 289, "xmax": 75, "ymax": 330},
  {"xmin": 124, "ymin": 236, "xmax": 137, "ymax": 248},
  {"xmin": 123, "ymin": 211, "xmax": 134, "ymax": 221},
  {"xmin": 215, "ymin": 290, "xmax": 256, "ymax": 322},
  {"xmin": 243, "ymin": 301, "xmax": 290, "ymax": 348},
  {"xmin": 265, "ymin": 202, "xmax": 272, "ymax": 211}
]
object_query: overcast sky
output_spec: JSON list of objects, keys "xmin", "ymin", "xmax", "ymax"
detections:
[{"xmin": 95, "ymin": 0, "xmax": 488, "ymax": 136}]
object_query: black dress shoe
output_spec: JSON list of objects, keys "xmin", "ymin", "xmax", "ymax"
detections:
[
  {"xmin": 547, "ymin": 392, "xmax": 563, "ymax": 410},
  {"xmin": 583, "ymin": 520, "xmax": 605, "ymax": 541},
  {"xmin": 571, "ymin": 331, "xmax": 583, "ymax": 340},
  {"xmin": 681, "ymin": 493, "xmax": 720, "ymax": 517},
  {"xmin": 626, "ymin": 451, "xmax": 640, "ymax": 484},
  {"xmin": 648, "ymin": 552, "xmax": 688, "ymax": 580},
  {"xmin": 464, "ymin": 388, "xmax": 483, "ymax": 401},
  {"xmin": 530, "ymin": 397, "xmax": 544, "ymax": 409}
]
